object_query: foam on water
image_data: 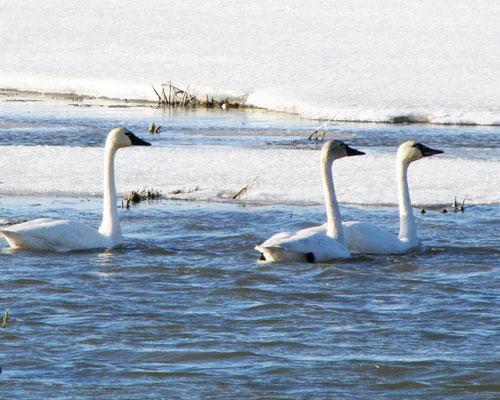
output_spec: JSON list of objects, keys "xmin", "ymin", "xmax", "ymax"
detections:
[
  {"xmin": 0, "ymin": 1, "xmax": 499, "ymax": 125},
  {"xmin": 0, "ymin": 145, "xmax": 497, "ymax": 206}
]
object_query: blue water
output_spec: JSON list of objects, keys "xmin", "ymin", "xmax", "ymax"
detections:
[
  {"xmin": 1, "ymin": 101, "xmax": 499, "ymax": 153},
  {"xmin": 0, "ymin": 100, "xmax": 499, "ymax": 399}
]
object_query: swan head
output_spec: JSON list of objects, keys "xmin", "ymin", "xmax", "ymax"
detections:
[
  {"xmin": 106, "ymin": 127, "xmax": 151, "ymax": 149},
  {"xmin": 397, "ymin": 141, "xmax": 443, "ymax": 164},
  {"xmin": 321, "ymin": 140, "xmax": 365, "ymax": 162}
]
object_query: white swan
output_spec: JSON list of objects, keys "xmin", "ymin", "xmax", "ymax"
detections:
[
  {"xmin": 0, "ymin": 127, "xmax": 151, "ymax": 251},
  {"xmin": 342, "ymin": 141, "xmax": 443, "ymax": 254},
  {"xmin": 255, "ymin": 140, "xmax": 365, "ymax": 263}
]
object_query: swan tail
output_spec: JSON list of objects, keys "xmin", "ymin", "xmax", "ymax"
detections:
[
  {"xmin": 0, "ymin": 230, "xmax": 55, "ymax": 251},
  {"xmin": 255, "ymin": 245, "xmax": 308, "ymax": 263},
  {"xmin": 0, "ymin": 230, "xmax": 25, "ymax": 249}
]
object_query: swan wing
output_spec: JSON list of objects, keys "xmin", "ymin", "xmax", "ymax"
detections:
[
  {"xmin": 342, "ymin": 221, "xmax": 409, "ymax": 254},
  {"xmin": 0, "ymin": 219, "xmax": 116, "ymax": 251},
  {"xmin": 4, "ymin": 218, "xmax": 56, "ymax": 228}
]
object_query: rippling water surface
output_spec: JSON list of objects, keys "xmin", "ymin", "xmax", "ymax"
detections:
[{"xmin": 0, "ymin": 101, "xmax": 499, "ymax": 398}]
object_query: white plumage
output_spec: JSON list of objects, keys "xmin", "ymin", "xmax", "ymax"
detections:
[
  {"xmin": 342, "ymin": 141, "xmax": 443, "ymax": 254},
  {"xmin": 0, "ymin": 127, "xmax": 151, "ymax": 251},
  {"xmin": 256, "ymin": 140, "xmax": 365, "ymax": 263},
  {"xmin": 1, "ymin": 219, "xmax": 115, "ymax": 252}
]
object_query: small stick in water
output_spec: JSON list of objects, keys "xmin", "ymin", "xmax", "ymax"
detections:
[
  {"xmin": 233, "ymin": 177, "xmax": 258, "ymax": 200},
  {"xmin": 308, "ymin": 122, "xmax": 329, "ymax": 142},
  {"xmin": 148, "ymin": 123, "xmax": 161, "ymax": 134},
  {"xmin": 180, "ymin": 85, "xmax": 188, "ymax": 106},
  {"xmin": 151, "ymin": 85, "xmax": 162, "ymax": 105},
  {"xmin": 1, "ymin": 309, "xmax": 9, "ymax": 328}
]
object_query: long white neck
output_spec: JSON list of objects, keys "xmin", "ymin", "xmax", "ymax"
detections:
[
  {"xmin": 397, "ymin": 159, "xmax": 417, "ymax": 243},
  {"xmin": 321, "ymin": 154, "xmax": 346, "ymax": 244},
  {"xmin": 98, "ymin": 145, "xmax": 121, "ymax": 240}
]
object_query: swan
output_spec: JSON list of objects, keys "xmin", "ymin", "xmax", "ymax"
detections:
[
  {"xmin": 255, "ymin": 140, "xmax": 365, "ymax": 263},
  {"xmin": 342, "ymin": 141, "xmax": 443, "ymax": 254},
  {"xmin": 0, "ymin": 127, "xmax": 151, "ymax": 251}
]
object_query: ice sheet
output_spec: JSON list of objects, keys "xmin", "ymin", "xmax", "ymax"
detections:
[
  {"xmin": 0, "ymin": 0, "xmax": 499, "ymax": 125},
  {"xmin": 0, "ymin": 145, "xmax": 496, "ymax": 206}
]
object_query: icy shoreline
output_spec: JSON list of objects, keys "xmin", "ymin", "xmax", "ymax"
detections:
[
  {"xmin": 2, "ymin": 1, "xmax": 499, "ymax": 126},
  {"xmin": 0, "ymin": 145, "xmax": 497, "ymax": 206},
  {"xmin": 1, "ymin": 87, "xmax": 499, "ymax": 127}
]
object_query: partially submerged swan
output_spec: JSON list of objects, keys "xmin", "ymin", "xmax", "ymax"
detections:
[
  {"xmin": 255, "ymin": 140, "xmax": 365, "ymax": 263},
  {"xmin": 0, "ymin": 127, "xmax": 151, "ymax": 251},
  {"xmin": 342, "ymin": 141, "xmax": 443, "ymax": 254}
]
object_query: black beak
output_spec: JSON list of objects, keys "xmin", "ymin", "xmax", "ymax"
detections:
[
  {"xmin": 345, "ymin": 144, "xmax": 365, "ymax": 156},
  {"xmin": 126, "ymin": 132, "xmax": 151, "ymax": 146},
  {"xmin": 418, "ymin": 143, "xmax": 443, "ymax": 157}
]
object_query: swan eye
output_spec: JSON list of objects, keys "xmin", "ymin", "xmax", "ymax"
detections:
[{"xmin": 412, "ymin": 143, "xmax": 424, "ymax": 152}]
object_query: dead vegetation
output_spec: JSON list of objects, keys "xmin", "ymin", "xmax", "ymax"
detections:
[
  {"xmin": 148, "ymin": 122, "xmax": 161, "ymax": 134},
  {"xmin": 1, "ymin": 309, "xmax": 9, "ymax": 328},
  {"xmin": 122, "ymin": 189, "xmax": 162, "ymax": 209},
  {"xmin": 420, "ymin": 196, "xmax": 467, "ymax": 214},
  {"xmin": 308, "ymin": 122, "xmax": 329, "ymax": 142},
  {"xmin": 152, "ymin": 82, "xmax": 247, "ymax": 109},
  {"xmin": 233, "ymin": 177, "xmax": 258, "ymax": 200},
  {"xmin": 169, "ymin": 186, "xmax": 201, "ymax": 196}
]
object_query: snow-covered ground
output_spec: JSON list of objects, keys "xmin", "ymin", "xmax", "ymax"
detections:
[
  {"xmin": 1, "ymin": 0, "xmax": 499, "ymax": 125},
  {"xmin": 0, "ymin": 145, "xmax": 496, "ymax": 206}
]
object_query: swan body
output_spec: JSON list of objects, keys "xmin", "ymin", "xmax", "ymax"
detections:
[
  {"xmin": 1, "ymin": 218, "xmax": 116, "ymax": 252},
  {"xmin": 256, "ymin": 224, "xmax": 351, "ymax": 263},
  {"xmin": 0, "ymin": 128, "xmax": 151, "ymax": 251},
  {"xmin": 288, "ymin": 221, "xmax": 414, "ymax": 255},
  {"xmin": 342, "ymin": 221, "xmax": 417, "ymax": 254},
  {"xmin": 342, "ymin": 141, "xmax": 443, "ymax": 254},
  {"xmin": 256, "ymin": 140, "xmax": 365, "ymax": 263}
]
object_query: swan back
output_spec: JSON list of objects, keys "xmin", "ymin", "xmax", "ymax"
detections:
[
  {"xmin": 106, "ymin": 127, "xmax": 151, "ymax": 149},
  {"xmin": 1, "ymin": 218, "xmax": 116, "ymax": 251},
  {"xmin": 397, "ymin": 141, "xmax": 443, "ymax": 164}
]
